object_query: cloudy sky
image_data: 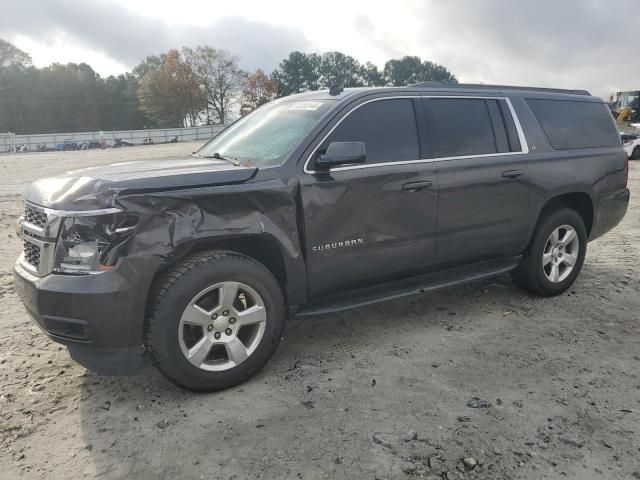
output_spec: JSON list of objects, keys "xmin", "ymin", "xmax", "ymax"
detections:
[{"xmin": 2, "ymin": 0, "xmax": 638, "ymax": 98}]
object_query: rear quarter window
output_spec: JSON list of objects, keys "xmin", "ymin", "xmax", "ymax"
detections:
[{"xmin": 526, "ymin": 99, "xmax": 620, "ymax": 150}]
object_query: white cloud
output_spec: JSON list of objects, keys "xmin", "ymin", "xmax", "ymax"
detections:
[{"xmin": 3, "ymin": 0, "xmax": 639, "ymax": 97}]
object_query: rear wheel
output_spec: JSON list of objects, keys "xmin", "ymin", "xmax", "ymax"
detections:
[
  {"xmin": 633, "ymin": 145, "xmax": 640, "ymax": 160},
  {"xmin": 512, "ymin": 208, "xmax": 587, "ymax": 296},
  {"xmin": 146, "ymin": 251, "xmax": 284, "ymax": 391}
]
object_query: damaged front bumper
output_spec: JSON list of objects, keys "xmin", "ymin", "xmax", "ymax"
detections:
[{"xmin": 13, "ymin": 259, "xmax": 150, "ymax": 375}]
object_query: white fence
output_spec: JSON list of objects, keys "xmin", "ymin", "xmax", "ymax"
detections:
[{"xmin": 1, "ymin": 125, "xmax": 228, "ymax": 152}]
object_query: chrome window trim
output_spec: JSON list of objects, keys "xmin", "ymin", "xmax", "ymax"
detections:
[
  {"xmin": 303, "ymin": 95, "xmax": 530, "ymax": 174},
  {"xmin": 35, "ymin": 206, "xmax": 122, "ymax": 217}
]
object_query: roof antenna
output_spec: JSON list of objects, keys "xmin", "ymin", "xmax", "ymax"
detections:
[{"xmin": 329, "ymin": 84, "xmax": 344, "ymax": 96}]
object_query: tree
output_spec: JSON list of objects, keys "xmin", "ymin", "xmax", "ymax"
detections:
[
  {"xmin": 360, "ymin": 62, "xmax": 385, "ymax": 87},
  {"xmin": 99, "ymin": 73, "xmax": 152, "ymax": 130},
  {"xmin": 272, "ymin": 51, "xmax": 458, "ymax": 96},
  {"xmin": 0, "ymin": 39, "xmax": 461, "ymax": 134},
  {"xmin": 138, "ymin": 49, "xmax": 206, "ymax": 127},
  {"xmin": 187, "ymin": 46, "xmax": 245, "ymax": 124},
  {"xmin": 383, "ymin": 56, "xmax": 457, "ymax": 86},
  {"xmin": 132, "ymin": 54, "xmax": 164, "ymax": 79},
  {"xmin": 317, "ymin": 51, "xmax": 364, "ymax": 88},
  {"xmin": 271, "ymin": 51, "xmax": 320, "ymax": 97},
  {"xmin": 0, "ymin": 39, "xmax": 31, "ymax": 68},
  {"xmin": 240, "ymin": 69, "xmax": 276, "ymax": 116}
]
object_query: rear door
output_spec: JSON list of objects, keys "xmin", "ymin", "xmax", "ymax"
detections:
[
  {"xmin": 423, "ymin": 97, "xmax": 530, "ymax": 267},
  {"xmin": 299, "ymin": 97, "xmax": 438, "ymax": 298}
]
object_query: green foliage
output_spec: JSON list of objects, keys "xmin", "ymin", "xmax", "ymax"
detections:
[
  {"xmin": 0, "ymin": 37, "xmax": 459, "ymax": 133},
  {"xmin": 132, "ymin": 55, "xmax": 165, "ymax": 79},
  {"xmin": 272, "ymin": 52, "xmax": 456, "ymax": 97},
  {"xmin": 0, "ymin": 39, "xmax": 154, "ymax": 134},
  {"xmin": 0, "ymin": 39, "xmax": 32, "ymax": 68},
  {"xmin": 383, "ymin": 56, "xmax": 457, "ymax": 86}
]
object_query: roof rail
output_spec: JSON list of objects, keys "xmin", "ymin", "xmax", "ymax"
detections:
[
  {"xmin": 457, "ymin": 84, "xmax": 591, "ymax": 96},
  {"xmin": 409, "ymin": 82, "xmax": 590, "ymax": 96}
]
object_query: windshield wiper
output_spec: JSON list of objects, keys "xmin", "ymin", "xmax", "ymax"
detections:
[{"xmin": 197, "ymin": 152, "xmax": 241, "ymax": 166}]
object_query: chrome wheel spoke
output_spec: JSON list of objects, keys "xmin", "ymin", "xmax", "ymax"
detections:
[
  {"xmin": 225, "ymin": 337, "xmax": 249, "ymax": 365},
  {"xmin": 237, "ymin": 305, "xmax": 266, "ymax": 326},
  {"xmin": 219, "ymin": 282, "xmax": 239, "ymax": 309},
  {"xmin": 550, "ymin": 263, "xmax": 560, "ymax": 282},
  {"xmin": 187, "ymin": 336, "xmax": 214, "ymax": 366},
  {"xmin": 562, "ymin": 253, "xmax": 577, "ymax": 267},
  {"xmin": 178, "ymin": 281, "xmax": 267, "ymax": 372},
  {"xmin": 560, "ymin": 228, "xmax": 576, "ymax": 246},
  {"xmin": 542, "ymin": 224, "xmax": 580, "ymax": 283},
  {"xmin": 181, "ymin": 305, "xmax": 211, "ymax": 326}
]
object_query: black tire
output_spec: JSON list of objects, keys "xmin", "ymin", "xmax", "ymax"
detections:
[
  {"xmin": 145, "ymin": 250, "xmax": 285, "ymax": 392},
  {"xmin": 512, "ymin": 208, "xmax": 587, "ymax": 297},
  {"xmin": 633, "ymin": 146, "xmax": 640, "ymax": 160}
]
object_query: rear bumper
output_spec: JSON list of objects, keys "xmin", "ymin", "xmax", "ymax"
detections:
[
  {"xmin": 590, "ymin": 187, "xmax": 630, "ymax": 241},
  {"xmin": 13, "ymin": 260, "xmax": 146, "ymax": 375}
]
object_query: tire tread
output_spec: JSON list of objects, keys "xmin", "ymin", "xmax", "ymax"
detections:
[{"xmin": 145, "ymin": 250, "xmax": 283, "ymax": 391}]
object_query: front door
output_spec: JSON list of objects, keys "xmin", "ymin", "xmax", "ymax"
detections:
[{"xmin": 299, "ymin": 97, "xmax": 438, "ymax": 299}]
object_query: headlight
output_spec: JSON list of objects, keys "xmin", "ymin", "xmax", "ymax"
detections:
[{"xmin": 53, "ymin": 212, "xmax": 138, "ymax": 274}]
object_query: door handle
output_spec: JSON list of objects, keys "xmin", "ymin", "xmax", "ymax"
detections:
[
  {"xmin": 502, "ymin": 170, "xmax": 524, "ymax": 179},
  {"xmin": 402, "ymin": 180, "xmax": 433, "ymax": 192}
]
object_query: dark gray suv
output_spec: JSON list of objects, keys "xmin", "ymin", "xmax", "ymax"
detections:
[{"xmin": 14, "ymin": 83, "xmax": 630, "ymax": 391}]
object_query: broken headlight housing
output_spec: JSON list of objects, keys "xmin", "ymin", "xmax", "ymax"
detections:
[{"xmin": 52, "ymin": 211, "xmax": 138, "ymax": 274}]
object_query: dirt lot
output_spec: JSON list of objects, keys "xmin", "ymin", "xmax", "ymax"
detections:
[{"xmin": 0, "ymin": 144, "xmax": 639, "ymax": 480}]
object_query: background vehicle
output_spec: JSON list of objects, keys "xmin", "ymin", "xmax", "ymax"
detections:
[
  {"xmin": 612, "ymin": 90, "xmax": 640, "ymax": 122},
  {"xmin": 112, "ymin": 138, "xmax": 134, "ymax": 148},
  {"xmin": 55, "ymin": 140, "xmax": 79, "ymax": 151},
  {"xmin": 621, "ymin": 131, "xmax": 640, "ymax": 159},
  {"xmin": 14, "ymin": 84, "xmax": 629, "ymax": 391}
]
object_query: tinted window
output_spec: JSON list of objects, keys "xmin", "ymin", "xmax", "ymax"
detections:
[
  {"xmin": 326, "ymin": 99, "xmax": 419, "ymax": 163},
  {"xmin": 498, "ymin": 100, "xmax": 522, "ymax": 152},
  {"xmin": 486, "ymin": 99, "xmax": 509, "ymax": 153},
  {"xmin": 427, "ymin": 98, "xmax": 497, "ymax": 157},
  {"xmin": 527, "ymin": 99, "xmax": 620, "ymax": 150}
]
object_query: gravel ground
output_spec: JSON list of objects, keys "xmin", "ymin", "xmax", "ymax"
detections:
[{"xmin": 0, "ymin": 145, "xmax": 639, "ymax": 480}]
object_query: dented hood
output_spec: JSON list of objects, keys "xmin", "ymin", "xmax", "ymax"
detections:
[{"xmin": 23, "ymin": 157, "xmax": 258, "ymax": 210}]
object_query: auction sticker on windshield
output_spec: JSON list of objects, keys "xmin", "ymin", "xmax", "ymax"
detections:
[{"xmin": 288, "ymin": 101, "xmax": 324, "ymax": 111}]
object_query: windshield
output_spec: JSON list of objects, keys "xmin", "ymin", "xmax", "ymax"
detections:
[
  {"xmin": 617, "ymin": 92, "xmax": 639, "ymax": 109},
  {"xmin": 197, "ymin": 99, "xmax": 336, "ymax": 166}
]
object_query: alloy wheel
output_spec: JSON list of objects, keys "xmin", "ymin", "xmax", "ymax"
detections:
[
  {"xmin": 542, "ymin": 225, "xmax": 579, "ymax": 283},
  {"xmin": 178, "ymin": 281, "xmax": 267, "ymax": 371}
]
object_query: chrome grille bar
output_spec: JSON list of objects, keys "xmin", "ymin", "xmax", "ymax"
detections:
[{"xmin": 18, "ymin": 203, "xmax": 63, "ymax": 277}]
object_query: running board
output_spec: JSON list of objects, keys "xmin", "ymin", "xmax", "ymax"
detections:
[{"xmin": 294, "ymin": 256, "xmax": 521, "ymax": 318}]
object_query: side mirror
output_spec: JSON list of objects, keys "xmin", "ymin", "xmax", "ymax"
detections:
[{"xmin": 315, "ymin": 142, "xmax": 366, "ymax": 170}]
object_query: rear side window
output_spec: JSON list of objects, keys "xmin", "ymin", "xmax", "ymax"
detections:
[
  {"xmin": 527, "ymin": 99, "xmax": 620, "ymax": 150},
  {"xmin": 426, "ymin": 98, "xmax": 497, "ymax": 158},
  {"xmin": 326, "ymin": 98, "xmax": 420, "ymax": 164}
]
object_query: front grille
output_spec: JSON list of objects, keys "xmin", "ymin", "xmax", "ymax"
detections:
[
  {"xmin": 19, "ymin": 202, "xmax": 62, "ymax": 276},
  {"xmin": 24, "ymin": 205, "xmax": 47, "ymax": 228},
  {"xmin": 23, "ymin": 240, "xmax": 41, "ymax": 268}
]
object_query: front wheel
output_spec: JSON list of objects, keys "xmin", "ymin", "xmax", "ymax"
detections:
[
  {"xmin": 146, "ymin": 251, "xmax": 285, "ymax": 391},
  {"xmin": 512, "ymin": 208, "xmax": 587, "ymax": 296},
  {"xmin": 633, "ymin": 145, "xmax": 640, "ymax": 160}
]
